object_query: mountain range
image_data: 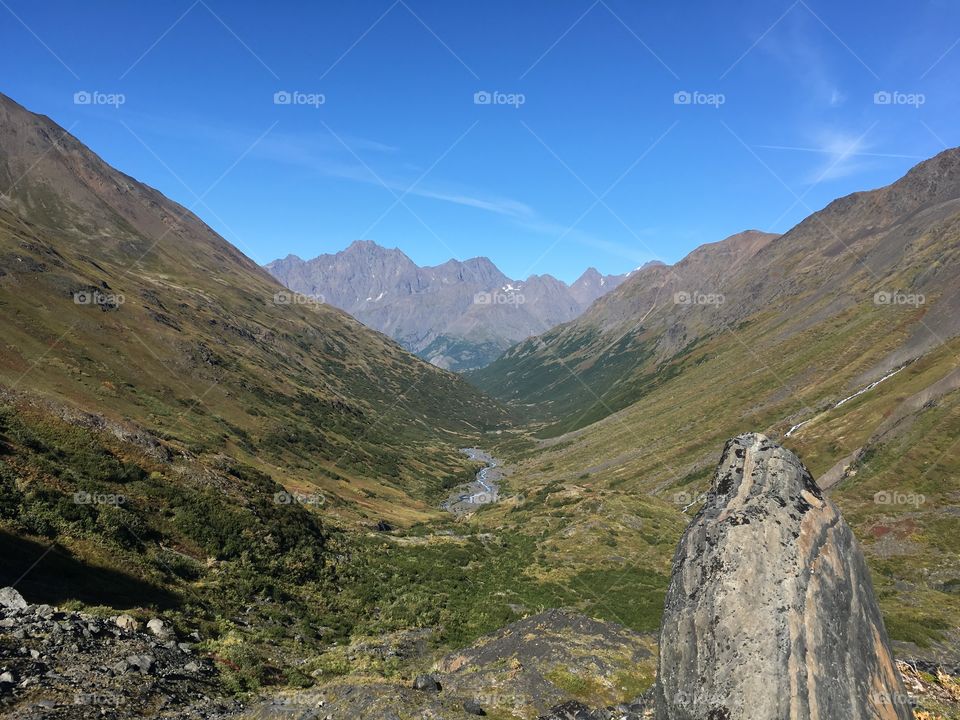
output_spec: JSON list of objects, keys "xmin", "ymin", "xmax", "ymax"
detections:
[
  {"xmin": 469, "ymin": 146, "xmax": 960, "ymax": 670},
  {"xmin": 265, "ymin": 243, "xmax": 630, "ymax": 371},
  {"xmin": 0, "ymin": 90, "xmax": 958, "ymax": 717},
  {"xmin": 0, "ymin": 89, "xmax": 515, "ymax": 661}
]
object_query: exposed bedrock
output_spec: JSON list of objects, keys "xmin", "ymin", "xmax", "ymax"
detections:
[{"xmin": 655, "ymin": 433, "xmax": 912, "ymax": 720}]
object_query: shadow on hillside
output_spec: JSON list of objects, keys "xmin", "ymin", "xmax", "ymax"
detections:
[{"xmin": 0, "ymin": 530, "xmax": 181, "ymax": 610}]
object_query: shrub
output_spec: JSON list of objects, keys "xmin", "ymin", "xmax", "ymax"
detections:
[{"xmin": 0, "ymin": 462, "xmax": 22, "ymax": 520}]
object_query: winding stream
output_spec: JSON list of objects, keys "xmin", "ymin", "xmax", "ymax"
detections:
[{"xmin": 441, "ymin": 448, "xmax": 503, "ymax": 515}]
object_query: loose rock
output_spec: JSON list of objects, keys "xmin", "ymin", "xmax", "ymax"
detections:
[
  {"xmin": 0, "ymin": 587, "xmax": 27, "ymax": 610},
  {"xmin": 412, "ymin": 674, "xmax": 440, "ymax": 692},
  {"xmin": 125, "ymin": 654, "xmax": 155, "ymax": 674},
  {"xmin": 115, "ymin": 614, "xmax": 138, "ymax": 633},
  {"xmin": 147, "ymin": 617, "xmax": 171, "ymax": 638},
  {"xmin": 463, "ymin": 698, "xmax": 486, "ymax": 715}
]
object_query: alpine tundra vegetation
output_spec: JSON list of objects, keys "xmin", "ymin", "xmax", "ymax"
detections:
[{"xmin": 1, "ymin": 2, "xmax": 959, "ymax": 718}]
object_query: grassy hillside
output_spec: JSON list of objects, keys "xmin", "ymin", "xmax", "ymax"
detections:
[
  {"xmin": 0, "ymin": 93, "xmax": 507, "ymax": 523},
  {"xmin": 473, "ymin": 155, "xmax": 960, "ymax": 437},
  {"xmin": 0, "ymin": 92, "xmax": 512, "ymax": 689},
  {"xmin": 465, "ymin": 152, "xmax": 960, "ymax": 665}
]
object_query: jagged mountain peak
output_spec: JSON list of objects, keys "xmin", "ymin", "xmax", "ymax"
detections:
[
  {"xmin": 266, "ymin": 246, "xmax": 628, "ymax": 370},
  {"xmin": 578, "ymin": 266, "xmax": 602, "ymax": 278},
  {"xmin": 265, "ymin": 253, "xmax": 304, "ymax": 267},
  {"xmin": 344, "ymin": 238, "xmax": 404, "ymax": 254}
]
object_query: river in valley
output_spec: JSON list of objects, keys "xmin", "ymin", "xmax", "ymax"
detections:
[{"xmin": 441, "ymin": 448, "xmax": 504, "ymax": 515}]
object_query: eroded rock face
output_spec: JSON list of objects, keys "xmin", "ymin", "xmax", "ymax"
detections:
[{"xmin": 655, "ymin": 433, "xmax": 912, "ymax": 720}]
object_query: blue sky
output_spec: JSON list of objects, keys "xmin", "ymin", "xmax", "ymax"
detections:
[{"xmin": 2, "ymin": 0, "xmax": 958, "ymax": 283}]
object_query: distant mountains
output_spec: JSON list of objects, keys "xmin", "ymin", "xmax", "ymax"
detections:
[
  {"xmin": 473, "ymin": 145, "xmax": 960, "ymax": 431},
  {"xmin": 0, "ymin": 91, "xmax": 506, "ymax": 519},
  {"xmin": 468, "ymin": 148, "xmax": 960, "ymax": 667},
  {"xmin": 265, "ymin": 242, "xmax": 632, "ymax": 371}
]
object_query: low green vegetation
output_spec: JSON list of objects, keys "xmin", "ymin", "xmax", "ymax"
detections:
[{"xmin": 1, "ymin": 398, "xmax": 676, "ymax": 694}]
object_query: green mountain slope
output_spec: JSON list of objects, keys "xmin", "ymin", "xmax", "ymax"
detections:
[
  {"xmin": 0, "ymin": 93, "xmax": 506, "ymax": 520},
  {"xmin": 0, "ymin": 92, "xmax": 510, "ymax": 688},
  {"xmin": 473, "ymin": 151, "xmax": 960, "ymax": 436},
  {"xmin": 469, "ymin": 230, "xmax": 778, "ymax": 428},
  {"xmin": 468, "ymin": 150, "xmax": 960, "ymax": 663}
]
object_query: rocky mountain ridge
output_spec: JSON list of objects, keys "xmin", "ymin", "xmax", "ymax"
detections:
[
  {"xmin": 266, "ymin": 241, "xmax": 628, "ymax": 370},
  {"xmin": 473, "ymin": 151, "xmax": 960, "ymax": 433}
]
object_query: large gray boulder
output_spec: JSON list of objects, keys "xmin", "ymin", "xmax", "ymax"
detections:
[
  {"xmin": 0, "ymin": 587, "xmax": 27, "ymax": 610},
  {"xmin": 655, "ymin": 433, "xmax": 912, "ymax": 720}
]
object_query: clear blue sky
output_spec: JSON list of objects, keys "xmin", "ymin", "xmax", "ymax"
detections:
[{"xmin": 2, "ymin": 0, "xmax": 958, "ymax": 282}]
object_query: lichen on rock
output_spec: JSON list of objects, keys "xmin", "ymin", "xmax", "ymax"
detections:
[{"xmin": 655, "ymin": 432, "xmax": 913, "ymax": 720}]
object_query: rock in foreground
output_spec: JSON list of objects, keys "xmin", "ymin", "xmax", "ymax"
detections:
[
  {"xmin": 0, "ymin": 589, "xmax": 236, "ymax": 719},
  {"xmin": 655, "ymin": 433, "xmax": 912, "ymax": 719}
]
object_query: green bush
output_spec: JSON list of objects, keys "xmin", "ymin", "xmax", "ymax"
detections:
[{"xmin": 0, "ymin": 462, "xmax": 22, "ymax": 520}]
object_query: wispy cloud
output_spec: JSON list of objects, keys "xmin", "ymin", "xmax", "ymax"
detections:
[
  {"xmin": 124, "ymin": 111, "xmax": 651, "ymax": 265},
  {"xmin": 757, "ymin": 10, "xmax": 850, "ymax": 109},
  {"xmin": 407, "ymin": 186, "xmax": 535, "ymax": 219},
  {"xmin": 804, "ymin": 130, "xmax": 872, "ymax": 181},
  {"xmin": 124, "ymin": 111, "xmax": 535, "ymax": 220},
  {"xmin": 275, "ymin": 147, "xmax": 537, "ymax": 220},
  {"xmin": 828, "ymin": 88, "xmax": 846, "ymax": 107},
  {"xmin": 757, "ymin": 131, "xmax": 926, "ymax": 183}
]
